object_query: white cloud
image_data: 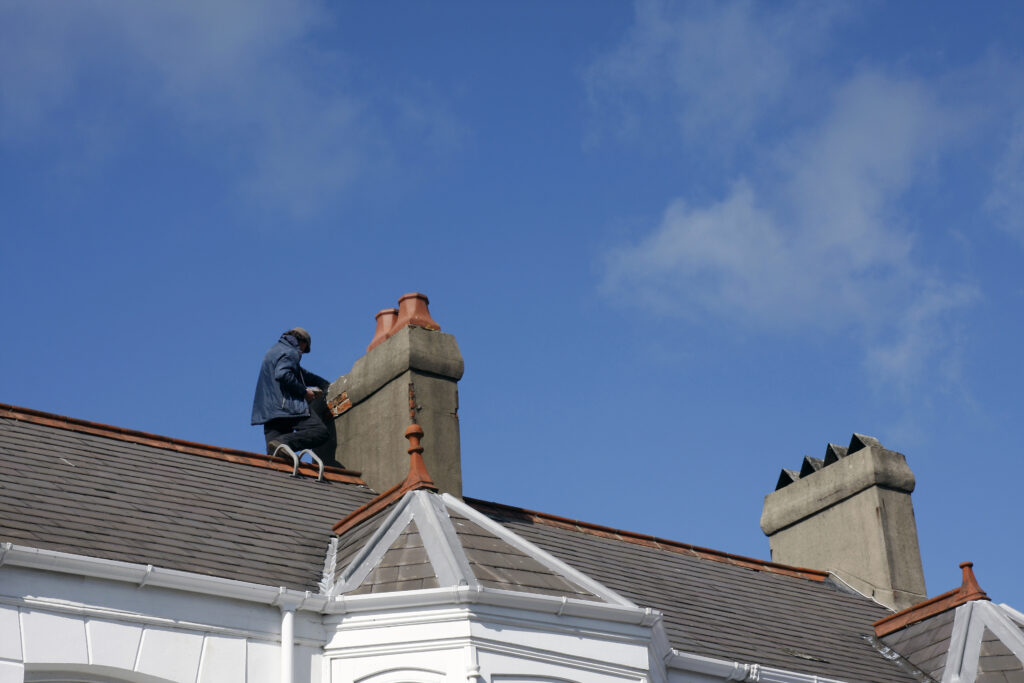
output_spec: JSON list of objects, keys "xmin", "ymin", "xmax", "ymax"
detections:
[
  {"xmin": 586, "ymin": 0, "xmax": 845, "ymax": 148},
  {"xmin": 986, "ymin": 112, "xmax": 1024, "ymax": 244},
  {"xmin": 0, "ymin": 1, "xmax": 455, "ymax": 219},
  {"xmin": 603, "ymin": 68, "xmax": 976, "ymax": 385}
]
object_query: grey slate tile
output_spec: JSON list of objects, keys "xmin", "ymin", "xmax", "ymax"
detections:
[{"xmin": 0, "ymin": 416, "xmax": 376, "ymax": 591}]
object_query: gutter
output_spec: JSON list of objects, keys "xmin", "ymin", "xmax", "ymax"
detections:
[
  {"xmin": 1, "ymin": 542, "xmax": 327, "ymax": 611},
  {"xmin": 667, "ymin": 650, "xmax": 851, "ymax": 683},
  {"xmin": 0, "ymin": 543, "xmax": 662, "ymax": 629}
]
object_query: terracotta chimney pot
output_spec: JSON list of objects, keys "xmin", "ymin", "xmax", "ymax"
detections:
[
  {"xmin": 390, "ymin": 292, "xmax": 441, "ymax": 335},
  {"xmin": 367, "ymin": 308, "xmax": 399, "ymax": 352}
]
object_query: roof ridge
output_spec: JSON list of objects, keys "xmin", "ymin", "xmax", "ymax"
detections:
[
  {"xmin": 466, "ymin": 497, "xmax": 828, "ymax": 582},
  {"xmin": 0, "ymin": 402, "xmax": 365, "ymax": 485},
  {"xmin": 874, "ymin": 561, "xmax": 991, "ymax": 637}
]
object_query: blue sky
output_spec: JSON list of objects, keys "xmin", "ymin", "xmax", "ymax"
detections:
[{"xmin": 3, "ymin": 1, "xmax": 1024, "ymax": 609}]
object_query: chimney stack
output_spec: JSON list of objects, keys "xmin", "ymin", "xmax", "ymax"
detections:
[
  {"xmin": 760, "ymin": 434, "xmax": 927, "ymax": 611},
  {"xmin": 327, "ymin": 294, "xmax": 464, "ymax": 497}
]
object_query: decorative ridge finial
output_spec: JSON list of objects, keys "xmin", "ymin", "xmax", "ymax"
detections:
[
  {"xmin": 330, "ymin": 417, "xmax": 437, "ymax": 536},
  {"xmin": 329, "ymin": 383, "xmax": 437, "ymax": 536},
  {"xmin": 958, "ymin": 561, "xmax": 989, "ymax": 602},
  {"xmin": 401, "ymin": 422, "xmax": 437, "ymax": 492},
  {"xmin": 873, "ymin": 561, "xmax": 991, "ymax": 637},
  {"xmin": 402, "ymin": 382, "xmax": 436, "ymax": 492}
]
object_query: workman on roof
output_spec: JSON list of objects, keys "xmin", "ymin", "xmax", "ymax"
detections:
[{"xmin": 251, "ymin": 327, "xmax": 331, "ymax": 457}]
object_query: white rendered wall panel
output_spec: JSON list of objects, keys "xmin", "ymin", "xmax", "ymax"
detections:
[
  {"xmin": 0, "ymin": 661, "xmax": 24, "ymax": 683},
  {"xmin": 136, "ymin": 626, "xmax": 204, "ymax": 683},
  {"xmin": 21, "ymin": 610, "xmax": 88, "ymax": 664},
  {"xmin": 325, "ymin": 610, "xmax": 472, "ymax": 649},
  {"xmin": 295, "ymin": 645, "xmax": 322, "ymax": 683},
  {"xmin": 0, "ymin": 605, "xmax": 21, "ymax": 661},
  {"xmin": 482, "ymin": 649, "xmax": 646, "ymax": 683},
  {"xmin": 198, "ymin": 634, "xmax": 246, "ymax": 683},
  {"xmin": 329, "ymin": 648, "xmax": 460, "ymax": 683},
  {"xmin": 246, "ymin": 639, "xmax": 281, "ymax": 683},
  {"xmin": 471, "ymin": 616, "xmax": 651, "ymax": 670},
  {"xmin": 86, "ymin": 618, "xmax": 142, "ymax": 669}
]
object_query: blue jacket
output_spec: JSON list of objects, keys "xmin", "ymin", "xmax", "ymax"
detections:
[{"xmin": 251, "ymin": 334, "xmax": 329, "ymax": 425}]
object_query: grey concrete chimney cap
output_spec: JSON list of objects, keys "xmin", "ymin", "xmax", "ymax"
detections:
[{"xmin": 760, "ymin": 444, "xmax": 915, "ymax": 535}]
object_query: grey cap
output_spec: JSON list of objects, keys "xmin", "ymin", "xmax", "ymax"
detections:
[{"xmin": 287, "ymin": 327, "xmax": 311, "ymax": 351}]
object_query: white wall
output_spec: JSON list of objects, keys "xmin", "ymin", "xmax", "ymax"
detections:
[
  {"xmin": 0, "ymin": 567, "xmax": 317, "ymax": 683},
  {"xmin": 2, "ymin": 565, "xmax": 739, "ymax": 683},
  {"xmin": 324, "ymin": 601, "xmax": 657, "ymax": 683}
]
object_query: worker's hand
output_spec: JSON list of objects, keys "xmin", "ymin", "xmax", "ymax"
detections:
[{"xmin": 305, "ymin": 388, "xmax": 316, "ymax": 402}]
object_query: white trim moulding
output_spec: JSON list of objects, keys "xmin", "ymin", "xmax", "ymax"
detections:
[
  {"xmin": 1, "ymin": 542, "xmax": 657, "ymax": 627},
  {"xmin": 0, "ymin": 542, "xmax": 326, "ymax": 612}
]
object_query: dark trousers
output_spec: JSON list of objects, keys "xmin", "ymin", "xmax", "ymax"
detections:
[{"xmin": 264, "ymin": 411, "xmax": 329, "ymax": 455}]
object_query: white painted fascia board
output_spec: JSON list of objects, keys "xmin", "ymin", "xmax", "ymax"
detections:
[
  {"xmin": 1001, "ymin": 603, "xmax": 1024, "ymax": 627},
  {"xmin": 0, "ymin": 542, "xmax": 325, "ymax": 612},
  {"xmin": 441, "ymin": 493, "xmax": 635, "ymax": 607},
  {"xmin": 943, "ymin": 602, "xmax": 975, "ymax": 683},
  {"xmin": 667, "ymin": 649, "xmax": 853, "ymax": 683},
  {"xmin": 415, "ymin": 491, "xmax": 478, "ymax": 588},
  {"xmin": 326, "ymin": 582, "xmax": 659, "ymax": 627}
]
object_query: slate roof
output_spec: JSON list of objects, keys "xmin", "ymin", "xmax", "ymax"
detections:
[
  {"xmin": 349, "ymin": 519, "xmax": 440, "ymax": 594},
  {"xmin": 472, "ymin": 498, "xmax": 918, "ymax": 683},
  {"xmin": 448, "ymin": 508, "xmax": 601, "ymax": 600},
  {"xmin": 0, "ymin": 404, "xmax": 376, "ymax": 591},
  {"xmin": 880, "ymin": 609, "xmax": 955, "ymax": 680},
  {"xmin": 1, "ymin": 402, "xmax": 924, "ymax": 681}
]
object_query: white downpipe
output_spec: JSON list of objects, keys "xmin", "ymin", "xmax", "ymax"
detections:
[{"xmin": 280, "ymin": 606, "xmax": 295, "ymax": 683}]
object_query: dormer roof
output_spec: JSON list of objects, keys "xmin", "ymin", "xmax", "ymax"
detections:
[
  {"xmin": 876, "ymin": 563, "xmax": 1024, "ymax": 682},
  {"xmin": 328, "ymin": 488, "xmax": 627, "ymax": 605}
]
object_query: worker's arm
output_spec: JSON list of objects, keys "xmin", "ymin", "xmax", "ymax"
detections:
[{"xmin": 301, "ymin": 368, "xmax": 331, "ymax": 391}]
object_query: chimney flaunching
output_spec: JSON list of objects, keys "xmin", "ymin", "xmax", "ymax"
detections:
[
  {"xmin": 327, "ymin": 294, "xmax": 464, "ymax": 497},
  {"xmin": 760, "ymin": 434, "xmax": 927, "ymax": 611}
]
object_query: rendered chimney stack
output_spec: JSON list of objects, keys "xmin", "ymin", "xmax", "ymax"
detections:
[
  {"xmin": 327, "ymin": 293, "xmax": 464, "ymax": 497},
  {"xmin": 760, "ymin": 434, "xmax": 927, "ymax": 611}
]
